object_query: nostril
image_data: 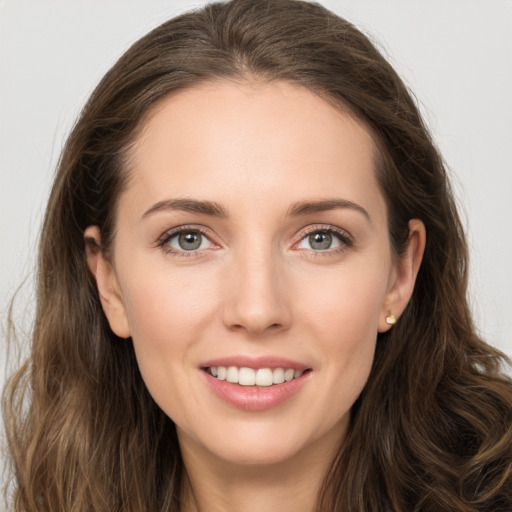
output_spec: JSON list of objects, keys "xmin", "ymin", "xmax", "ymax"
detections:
[{"xmin": 226, "ymin": 322, "xmax": 286, "ymax": 339}]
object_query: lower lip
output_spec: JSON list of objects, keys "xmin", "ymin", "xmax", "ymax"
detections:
[{"xmin": 203, "ymin": 370, "xmax": 310, "ymax": 411}]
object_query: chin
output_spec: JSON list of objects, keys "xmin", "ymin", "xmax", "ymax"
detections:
[{"xmin": 178, "ymin": 411, "xmax": 347, "ymax": 470}]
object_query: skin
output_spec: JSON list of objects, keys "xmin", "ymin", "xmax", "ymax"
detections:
[{"xmin": 86, "ymin": 80, "xmax": 425, "ymax": 512}]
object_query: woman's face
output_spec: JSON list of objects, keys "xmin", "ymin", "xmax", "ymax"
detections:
[{"xmin": 90, "ymin": 80, "xmax": 422, "ymax": 468}]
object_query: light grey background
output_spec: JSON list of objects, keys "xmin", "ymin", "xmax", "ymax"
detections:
[{"xmin": 1, "ymin": 0, "xmax": 511, "ymax": 392}]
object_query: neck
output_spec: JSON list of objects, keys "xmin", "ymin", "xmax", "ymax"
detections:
[{"xmin": 178, "ymin": 422, "xmax": 346, "ymax": 512}]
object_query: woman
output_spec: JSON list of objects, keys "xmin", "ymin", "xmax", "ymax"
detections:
[{"xmin": 3, "ymin": 0, "xmax": 512, "ymax": 510}]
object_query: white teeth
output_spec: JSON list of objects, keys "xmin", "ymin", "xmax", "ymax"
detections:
[
  {"xmin": 226, "ymin": 366, "xmax": 239, "ymax": 383},
  {"xmin": 255, "ymin": 368, "xmax": 273, "ymax": 387},
  {"xmin": 238, "ymin": 367, "xmax": 256, "ymax": 386},
  {"xmin": 273, "ymin": 367, "xmax": 285, "ymax": 384},
  {"xmin": 284, "ymin": 368, "xmax": 295, "ymax": 381},
  {"xmin": 207, "ymin": 366, "xmax": 307, "ymax": 386}
]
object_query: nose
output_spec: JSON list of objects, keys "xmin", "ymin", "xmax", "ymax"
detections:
[{"xmin": 221, "ymin": 246, "xmax": 292, "ymax": 337}]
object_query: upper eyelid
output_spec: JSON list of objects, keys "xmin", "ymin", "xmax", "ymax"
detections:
[
  {"xmin": 157, "ymin": 225, "xmax": 217, "ymax": 247},
  {"xmin": 292, "ymin": 227, "xmax": 355, "ymax": 257},
  {"xmin": 294, "ymin": 224, "xmax": 354, "ymax": 243},
  {"xmin": 156, "ymin": 223, "xmax": 354, "ymax": 250}
]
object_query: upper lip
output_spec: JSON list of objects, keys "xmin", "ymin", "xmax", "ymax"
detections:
[{"xmin": 200, "ymin": 355, "xmax": 310, "ymax": 371}]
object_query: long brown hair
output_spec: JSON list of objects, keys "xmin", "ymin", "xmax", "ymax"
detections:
[{"xmin": 4, "ymin": 0, "xmax": 512, "ymax": 510}]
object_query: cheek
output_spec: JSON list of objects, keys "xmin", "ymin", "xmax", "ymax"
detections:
[
  {"xmin": 293, "ymin": 258, "xmax": 389, "ymax": 390},
  {"xmin": 295, "ymin": 259, "xmax": 390, "ymax": 342},
  {"xmin": 116, "ymin": 262, "xmax": 222, "ymax": 395},
  {"xmin": 116, "ymin": 264, "xmax": 222, "ymax": 423},
  {"xmin": 121, "ymin": 261, "xmax": 217, "ymax": 338}
]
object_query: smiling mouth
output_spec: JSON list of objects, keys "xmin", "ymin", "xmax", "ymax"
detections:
[{"xmin": 204, "ymin": 366, "xmax": 311, "ymax": 387}]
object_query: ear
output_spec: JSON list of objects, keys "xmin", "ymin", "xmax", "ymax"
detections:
[
  {"xmin": 378, "ymin": 219, "xmax": 426, "ymax": 333},
  {"xmin": 84, "ymin": 226, "xmax": 131, "ymax": 339}
]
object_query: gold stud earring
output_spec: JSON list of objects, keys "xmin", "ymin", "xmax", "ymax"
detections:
[{"xmin": 385, "ymin": 314, "xmax": 396, "ymax": 325}]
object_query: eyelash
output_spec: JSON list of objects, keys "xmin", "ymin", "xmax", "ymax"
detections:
[
  {"xmin": 157, "ymin": 225, "xmax": 214, "ymax": 258},
  {"xmin": 294, "ymin": 225, "xmax": 354, "ymax": 256},
  {"xmin": 157, "ymin": 224, "xmax": 354, "ymax": 258}
]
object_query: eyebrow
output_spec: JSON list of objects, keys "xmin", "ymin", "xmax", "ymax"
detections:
[
  {"xmin": 141, "ymin": 197, "xmax": 370, "ymax": 222},
  {"xmin": 287, "ymin": 199, "xmax": 371, "ymax": 222},
  {"xmin": 141, "ymin": 198, "xmax": 229, "ymax": 220}
]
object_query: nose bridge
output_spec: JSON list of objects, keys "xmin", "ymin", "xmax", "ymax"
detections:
[{"xmin": 222, "ymin": 235, "xmax": 291, "ymax": 335}]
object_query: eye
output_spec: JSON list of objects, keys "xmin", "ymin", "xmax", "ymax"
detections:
[
  {"xmin": 163, "ymin": 229, "xmax": 214, "ymax": 252},
  {"xmin": 295, "ymin": 227, "xmax": 352, "ymax": 252}
]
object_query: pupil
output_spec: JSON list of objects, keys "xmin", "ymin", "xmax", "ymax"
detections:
[
  {"xmin": 309, "ymin": 232, "xmax": 332, "ymax": 250},
  {"xmin": 179, "ymin": 232, "xmax": 201, "ymax": 250}
]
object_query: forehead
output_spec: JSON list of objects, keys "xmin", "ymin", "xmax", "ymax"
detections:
[{"xmin": 124, "ymin": 80, "xmax": 384, "ymax": 216}]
